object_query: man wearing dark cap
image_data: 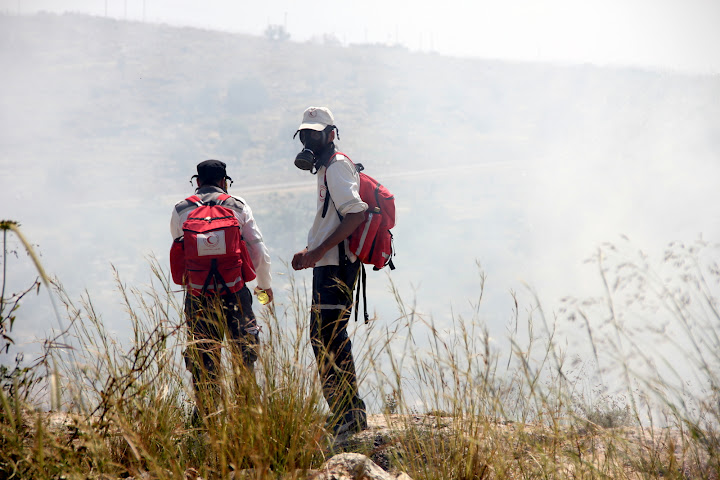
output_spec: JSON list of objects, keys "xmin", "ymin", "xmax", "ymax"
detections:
[
  {"xmin": 171, "ymin": 159, "xmax": 273, "ymax": 421},
  {"xmin": 291, "ymin": 107, "xmax": 369, "ymax": 435}
]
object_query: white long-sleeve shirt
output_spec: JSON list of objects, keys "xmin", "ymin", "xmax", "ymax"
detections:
[
  {"xmin": 308, "ymin": 153, "xmax": 368, "ymax": 266},
  {"xmin": 170, "ymin": 186, "xmax": 272, "ymax": 290}
]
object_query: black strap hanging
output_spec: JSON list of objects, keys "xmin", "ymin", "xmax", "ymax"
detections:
[
  {"xmin": 201, "ymin": 258, "xmax": 231, "ymax": 296},
  {"xmin": 354, "ymin": 263, "xmax": 368, "ymax": 324}
]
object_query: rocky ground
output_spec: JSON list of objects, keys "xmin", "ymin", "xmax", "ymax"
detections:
[{"xmin": 24, "ymin": 411, "xmax": 717, "ymax": 480}]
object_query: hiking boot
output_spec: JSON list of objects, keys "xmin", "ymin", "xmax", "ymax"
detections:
[
  {"xmin": 326, "ymin": 402, "xmax": 368, "ymax": 436},
  {"xmin": 189, "ymin": 406, "xmax": 203, "ymax": 428}
]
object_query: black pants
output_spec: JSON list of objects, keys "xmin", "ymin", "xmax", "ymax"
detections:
[
  {"xmin": 184, "ymin": 285, "xmax": 258, "ymax": 405},
  {"xmin": 310, "ymin": 259, "xmax": 363, "ymax": 416}
]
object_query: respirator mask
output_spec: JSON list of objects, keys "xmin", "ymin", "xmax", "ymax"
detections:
[{"xmin": 293, "ymin": 127, "xmax": 335, "ymax": 173}]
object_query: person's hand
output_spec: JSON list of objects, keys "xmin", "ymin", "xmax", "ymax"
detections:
[
  {"xmin": 292, "ymin": 247, "xmax": 324, "ymax": 270},
  {"xmin": 291, "ymin": 248, "xmax": 308, "ymax": 270},
  {"xmin": 263, "ymin": 288, "xmax": 274, "ymax": 303}
]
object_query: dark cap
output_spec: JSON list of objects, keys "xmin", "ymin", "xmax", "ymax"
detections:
[{"xmin": 196, "ymin": 159, "xmax": 227, "ymax": 181}]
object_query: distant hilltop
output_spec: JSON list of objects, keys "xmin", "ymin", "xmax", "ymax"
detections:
[{"xmin": 1, "ymin": 11, "xmax": 716, "ymax": 187}]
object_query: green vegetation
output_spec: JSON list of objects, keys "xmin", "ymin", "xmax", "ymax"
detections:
[{"xmin": 1, "ymin": 221, "xmax": 718, "ymax": 479}]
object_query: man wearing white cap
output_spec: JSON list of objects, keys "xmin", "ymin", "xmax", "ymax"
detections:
[{"xmin": 291, "ymin": 106, "xmax": 369, "ymax": 435}]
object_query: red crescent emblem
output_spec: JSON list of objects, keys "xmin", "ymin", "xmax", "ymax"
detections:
[{"xmin": 205, "ymin": 234, "xmax": 219, "ymax": 246}]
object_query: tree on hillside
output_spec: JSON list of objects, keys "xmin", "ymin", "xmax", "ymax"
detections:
[{"xmin": 264, "ymin": 24, "xmax": 290, "ymax": 42}]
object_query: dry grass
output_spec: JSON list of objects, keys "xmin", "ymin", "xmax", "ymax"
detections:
[{"xmin": 1, "ymin": 221, "xmax": 719, "ymax": 479}]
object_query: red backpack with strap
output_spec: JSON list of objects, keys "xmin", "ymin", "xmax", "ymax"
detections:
[
  {"xmin": 170, "ymin": 194, "xmax": 256, "ymax": 296},
  {"xmin": 323, "ymin": 153, "xmax": 396, "ymax": 271},
  {"xmin": 322, "ymin": 153, "xmax": 396, "ymax": 323}
]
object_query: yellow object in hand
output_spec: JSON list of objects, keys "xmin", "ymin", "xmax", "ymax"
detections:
[{"xmin": 255, "ymin": 287, "xmax": 270, "ymax": 305}]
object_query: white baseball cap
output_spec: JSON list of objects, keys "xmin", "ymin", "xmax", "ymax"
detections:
[{"xmin": 297, "ymin": 106, "xmax": 335, "ymax": 131}]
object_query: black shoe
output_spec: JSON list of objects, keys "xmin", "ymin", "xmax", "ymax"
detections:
[
  {"xmin": 327, "ymin": 403, "xmax": 368, "ymax": 435},
  {"xmin": 189, "ymin": 406, "xmax": 203, "ymax": 428}
]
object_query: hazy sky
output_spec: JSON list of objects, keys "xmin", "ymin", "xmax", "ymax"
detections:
[{"xmin": 3, "ymin": 0, "xmax": 720, "ymax": 74}]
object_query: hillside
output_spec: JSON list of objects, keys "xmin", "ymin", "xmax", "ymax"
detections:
[
  {"xmin": 3, "ymin": 12, "xmax": 717, "ymax": 186},
  {"xmin": 3, "ymin": 11, "xmax": 717, "ymax": 264}
]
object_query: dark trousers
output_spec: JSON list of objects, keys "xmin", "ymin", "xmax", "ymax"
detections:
[
  {"xmin": 184, "ymin": 285, "xmax": 258, "ymax": 410},
  {"xmin": 310, "ymin": 259, "xmax": 363, "ymax": 416}
]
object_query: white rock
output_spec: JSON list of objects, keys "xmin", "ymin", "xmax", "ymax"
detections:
[{"xmin": 311, "ymin": 453, "xmax": 414, "ymax": 480}]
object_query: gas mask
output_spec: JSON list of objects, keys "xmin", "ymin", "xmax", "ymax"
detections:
[
  {"xmin": 294, "ymin": 148, "xmax": 317, "ymax": 172},
  {"xmin": 293, "ymin": 128, "xmax": 332, "ymax": 172}
]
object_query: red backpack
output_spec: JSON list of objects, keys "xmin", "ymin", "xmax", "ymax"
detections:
[
  {"xmin": 322, "ymin": 153, "xmax": 396, "ymax": 323},
  {"xmin": 170, "ymin": 194, "xmax": 256, "ymax": 296},
  {"xmin": 323, "ymin": 153, "xmax": 396, "ymax": 271}
]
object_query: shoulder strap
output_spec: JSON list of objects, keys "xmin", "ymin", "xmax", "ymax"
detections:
[
  {"xmin": 186, "ymin": 195, "xmax": 203, "ymax": 206},
  {"xmin": 187, "ymin": 193, "xmax": 234, "ymax": 207},
  {"xmin": 322, "ymin": 174, "xmax": 338, "ymax": 220},
  {"xmin": 322, "ymin": 154, "xmax": 340, "ymax": 219}
]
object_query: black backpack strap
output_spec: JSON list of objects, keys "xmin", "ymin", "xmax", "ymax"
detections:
[
  {"xmin": 322, "ymin": 173, "xmax": 332, "ymax": 219},
  {"xmin": 388, "ymin": 232, "xmax": 396, "ymax": 270},
  {"xmin": 201, "ymin": 259, "xmax": 231, "ymax": 296},
  {"xmin": 321, "ymin": 154, "xmax": 362, "ymax": 220},
  {"xmin": 321, "ymin": 154, "xmax": 340, "ymax": 218},
  {"xmin": 353, "ymin": 263, "xmax": 368, "ymax": 324},
  {"xmin": 201, "ymin": 260, "xmax": 214, "ymax": 294},
  {"xmin": 339, "ymin": 243, "xmax": 368, "ymax": 324},
  {"xmin": 322, "ymin": 173, "xmax": 344, "ymax": 221}
]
